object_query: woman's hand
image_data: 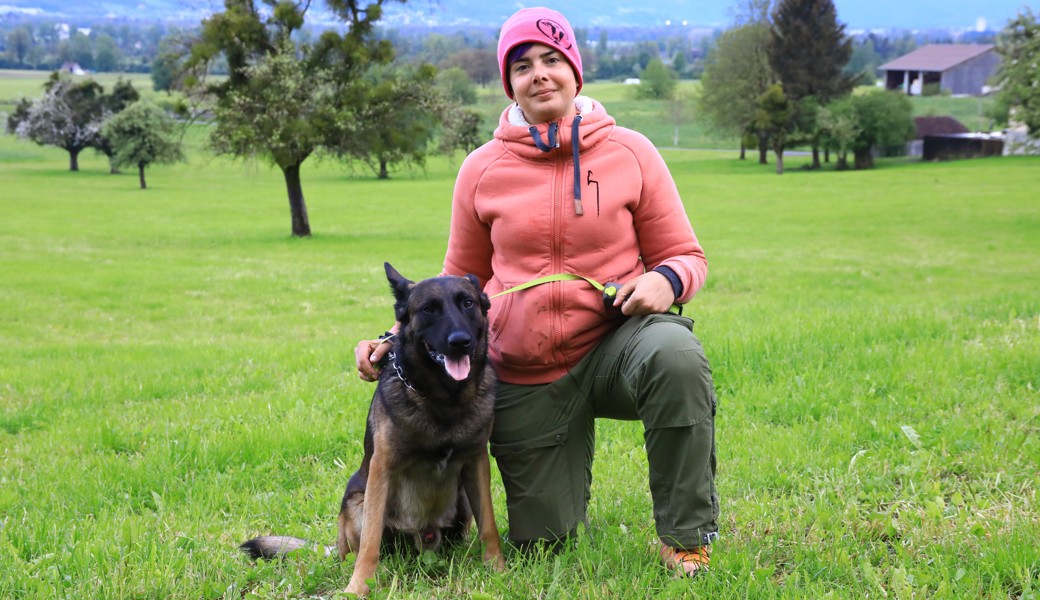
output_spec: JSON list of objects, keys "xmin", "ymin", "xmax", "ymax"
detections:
[
  {"xmin": 354, "ymin": 324, "xmax": 399, "ymax": 382},
  {"xmin": 612, "ymin": 271, "xmax": 676, "ymax": 316}
]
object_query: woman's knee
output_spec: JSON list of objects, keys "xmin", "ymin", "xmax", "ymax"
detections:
[{"xmin": 630, "ymin": 323, "xmax": 716, "ymax": 428}]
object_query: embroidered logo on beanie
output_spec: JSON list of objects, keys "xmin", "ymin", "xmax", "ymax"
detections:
[{"xmin": 536, "ymin": 19, "xmax": 572, "ymax": 50}]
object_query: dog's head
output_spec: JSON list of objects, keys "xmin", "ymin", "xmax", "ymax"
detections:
[{"xmin": 385, "ymin": 262, "xmax": 491, "ymax": 382}]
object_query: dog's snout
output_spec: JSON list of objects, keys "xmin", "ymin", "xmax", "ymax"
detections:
[{"xmin": 447, "ymin": 331, "xmax": 472, "ymax": 349}]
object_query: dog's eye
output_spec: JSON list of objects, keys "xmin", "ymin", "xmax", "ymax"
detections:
[
  {"xmin": 461, "ymin": 298, "xmax": 474, "ymax": 309},
  {"xmin": 422, "ymin": 304, "xmax": 438, "ymax": 314}
]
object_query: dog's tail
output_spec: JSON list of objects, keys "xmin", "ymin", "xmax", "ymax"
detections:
[{"xmin": 239, "ymin": 535, "xmax": 335, "ymax": 559}]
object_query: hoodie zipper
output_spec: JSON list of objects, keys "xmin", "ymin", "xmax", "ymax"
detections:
[
  {"xmin": 529, "ymin": 115, "xmax": 584, "ymax": 368},
  {"xmin": 550, "ymin": 123, "xmax": 566, "ymax": 367}
]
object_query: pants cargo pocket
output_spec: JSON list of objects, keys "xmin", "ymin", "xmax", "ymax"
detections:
[{"xmin": 490, "ymin": 423, "xmax": 584, "ymax": 543}]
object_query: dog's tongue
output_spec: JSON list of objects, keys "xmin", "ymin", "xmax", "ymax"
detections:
[{"xmin": 444, "ymin": 355, "xmax": 471, "ymax": 381}]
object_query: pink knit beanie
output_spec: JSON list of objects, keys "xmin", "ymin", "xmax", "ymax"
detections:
[{"xmin": 497, "ymin": 7, "xmax": 584, "ymax": 99}]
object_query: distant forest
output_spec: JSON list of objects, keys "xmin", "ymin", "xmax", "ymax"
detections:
[{"xmin": 0, "ymin": 16, "xmax": 998, "ymax": 85}]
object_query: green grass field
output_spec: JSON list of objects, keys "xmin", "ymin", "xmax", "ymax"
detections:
[{"xmin": 1, "ymin": 70, "xmax": 1039, "ymax": 599}]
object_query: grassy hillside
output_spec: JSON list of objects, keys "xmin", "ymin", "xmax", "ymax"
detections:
[
  {"xmin": 1, "ymin": 76, "xmax": 1038, "ymax": 599},
  {"xmin": 3, "ymin": 70, "xmax": 1001, "ymax": 151}
]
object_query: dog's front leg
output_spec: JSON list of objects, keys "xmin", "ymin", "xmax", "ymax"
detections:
[
  {"xmin": 345, "ymin": 441, "xmax": 390, "ymax": 596},
  {"xmin": 463, "ymin": 450, "xmax": 506, "ymax": 571}
]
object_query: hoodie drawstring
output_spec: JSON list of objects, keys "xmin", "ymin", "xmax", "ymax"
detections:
[
  {"xmin": 528, "ymin": 115, "xmax": 584, "ymax": 216},
  {"xmin": 570, "ymin": 115, "xmax": 583, "ymax": 215},
  {"xmin": 529, "ymin": 122, "xmax": 558, "ymax": 152}
]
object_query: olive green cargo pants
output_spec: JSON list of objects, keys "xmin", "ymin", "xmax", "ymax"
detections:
[{"xmin": 489, "ymin": 313, "xmax": 719, "ymax": 551}]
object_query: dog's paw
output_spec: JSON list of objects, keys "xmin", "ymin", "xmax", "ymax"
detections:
[
  {"xmin": 486, "ymin": 551, "xmax": 506, "ymax": 572},
  {"xmin": 344, "ymin": 577, "xmax": 370, "ymax": 597}
]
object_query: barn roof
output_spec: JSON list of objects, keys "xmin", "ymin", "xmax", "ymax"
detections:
[
  {"xmin": 914, "ymin": 116, "xmax": 970, "ymax": 138},
  {"xmin": 879, "ymin": 44, "xmax": 995, "ymax": 72}
]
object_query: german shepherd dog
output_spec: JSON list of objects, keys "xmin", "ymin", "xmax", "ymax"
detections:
[{"xmin": 241, "ymin": 263, "xmax": 505, "ymax": 596}]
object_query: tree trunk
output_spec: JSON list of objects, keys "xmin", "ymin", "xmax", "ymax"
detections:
[
  {"xmin": 774, "ymin": 149, "xmax": 785, "ymax": 174},
  {"xmin": 757, "ymin": 133, "xmax": 769, "ymax": 164},
  {"xmin": 282, "ymin": 163, "xmax": 312, "ymax": 237},
  {"xmin": 69, "ymin": 148, "xmax": 80, "ymax": 172},
  {"xmin": 138, "ymin": 162, "xmax": 147, "ymax": 190},
  {"xmin": 811, "ymin": 145, "xmax": 821, "ymax": 169},
  {"xmin": 853, "ymin": 148, "xmax": 874, "ymax": 170},
  {"xmin": 378, "ymin": 159, "xmax": 389, "ymax": 180},
  {"xmin": 739, "ymin": 140, "xmax": 746, "ymax": 160},
  {"xmin": 824, "ymin": 147, "xmax": 830, "ymax": 163}
]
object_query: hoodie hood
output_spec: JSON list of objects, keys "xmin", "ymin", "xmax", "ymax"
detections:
[
  {"xmin": 493, "ymin": 96, "xmax": 613, "ymax": 160},
  {"xmin": 494, "ymin": 96, "xmax": 613, "ymax": 215}
]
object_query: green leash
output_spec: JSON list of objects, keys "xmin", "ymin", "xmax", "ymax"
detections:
[{"xmin": 490, "ymin": 272, "xmax": 682, "ymax": 315}]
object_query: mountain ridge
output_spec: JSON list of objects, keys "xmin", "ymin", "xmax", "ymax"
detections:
[{"xmin": 0, "ymin": 0, "xmax": 1030, "ymax": 31}]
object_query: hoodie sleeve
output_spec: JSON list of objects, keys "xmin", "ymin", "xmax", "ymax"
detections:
[
  {"xmin": 627, "ymin": 134, "xmax": 707, "ymax": 304},
  {"xmin": 441, "ymin": 149, "xmax": 495, "ymax": 286}
]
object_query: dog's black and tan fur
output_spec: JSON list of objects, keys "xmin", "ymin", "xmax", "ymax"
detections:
[{"xmin": 241, "ymin": 263, "xmax": 505, "ymax": 596}]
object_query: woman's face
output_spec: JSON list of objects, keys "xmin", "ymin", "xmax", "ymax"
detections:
[{"xmin": 508, "ymin": 43, "xmax": 578, "ymax": 124}]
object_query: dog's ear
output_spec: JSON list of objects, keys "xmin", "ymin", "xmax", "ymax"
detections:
[
  {"xmin": 385, "ymin": 262, "xmax": 414, "ymax": 322},
  {"xmin": 465, "ymin": 273, "xmax": 491, "ymax": 313}
]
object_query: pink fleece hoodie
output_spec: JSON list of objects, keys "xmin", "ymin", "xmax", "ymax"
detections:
[{"xmin": 443, "ymin": 97, "xmax": 707, "ymax": 385}]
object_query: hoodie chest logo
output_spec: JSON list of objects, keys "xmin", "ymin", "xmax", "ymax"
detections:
[{"xmin": 587, "ymin": 170, "xmax": 601, "ymax": 216}]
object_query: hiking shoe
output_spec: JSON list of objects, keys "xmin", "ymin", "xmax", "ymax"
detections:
[{"xmin": 659, "ymin": 543, "xmax": 710, "ymax": 577}]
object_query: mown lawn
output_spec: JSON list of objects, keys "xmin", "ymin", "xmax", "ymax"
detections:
[{"xmin": 1, "ymin": 90, "xmax": 1038, "ymax": 599}]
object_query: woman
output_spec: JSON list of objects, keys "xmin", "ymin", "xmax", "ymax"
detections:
[{"xmin": 357, "ymin": 7, "xmax": 718, "ymax": 576}]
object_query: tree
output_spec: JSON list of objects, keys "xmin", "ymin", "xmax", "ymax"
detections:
[
  {"xmin": 672, "ymin": 51, "xmax": 689, "ymax": 79},
  {"xmin": 93, "ymin": 79, "xmax": 142, "ymax": 173},
  {"xmin": 7, "ymin": 73, "xmax": 107, "ymax": 171},
  {"xmin": 183, "ymin": 0, "xmax": 398, "ymax": 237},
  {"xmin": 69, "ymin": 31, "xmax": 93, "ymax": 70},
  {"xmin": 636, "ymin": 58, "xmax": 677, "ymax": 100},
  {"xmin": 151, "ymin": 33, "xmax": 192, "ymax": 93},
  {"xmin": 209, "ymin": 37, "xmax": 338, "ymax": 233},
  {"xmin": 444, "ymin": 47, "xmax": 497, "ymax": 87},
  {"xmin": 730, "ymin": 0, "xmax": 774, "ymax": 24},
  {"xmin": 698, "ymin": 23, "xmax": 774, "ymax": 162},
  {"xmin": 332, "ymin": 64, "xmax": 442, "ymax": 179},
  {"xmin": 753, "ymin": 83, "xmax": 793, "ymax": 174},
  {"xmin": 667, "ymin": 88, "xmax": 695, "ymax": 147},
  {"xmin": 848, "ymin": 90, "xmax": 914, "ymax": 169},
  {"xmin": 151, "ymin": 51, "xmax": 180, "ymax": 93},
  {"xmin": 431, "ymin": 72, "xmax": 484, "ymax": 154},
  {"xmin": 438, "ymin": 107, "xmax": 483, "ymax": 157},
  {"xmin": 436, "ymin": 66, "xmax": 477, "ymax": 105},
  {"xmin": 817, "ymin": 98, "xmax": 860, "ymax": 170},
  {"xmin": 6, "ymin": 27, "xmax": 33, "ymax": 67},
  {"xmin": 790, "ymin": 95, "xmax": 822, "ymax": 158},
  {"xmin": 769, "ymin": 0, "xmax": 855, "ymax": 168},
  {"xmin": 101, "ymin": 102, "xmax": 184, "ymax": 189},
  {"xmin": 995, "ymin": 8, "xmax": 1040, "ymax": 136},
  {"xmin": 94, "ymin": 33, "xmax": 122, "ymax": 72},
  {"xmin": 846, "ymin": 37, "xmax": 883, "ymax": 84}
]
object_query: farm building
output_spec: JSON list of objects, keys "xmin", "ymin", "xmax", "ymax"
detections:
[
  {"xmin": 922, "ymin": 133, "xmax": 1004, "ymax": 161},
  {"xmin": 908, "ymin": 115, "xmax": 1004, "ymax": 160},
  {"xmin": 907, "ymin": 116, "xmax": 970, "ymax": 156},
  {"xmin": 879, "ymin": 44, "xmax": 1000, "ymax": 96}
]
